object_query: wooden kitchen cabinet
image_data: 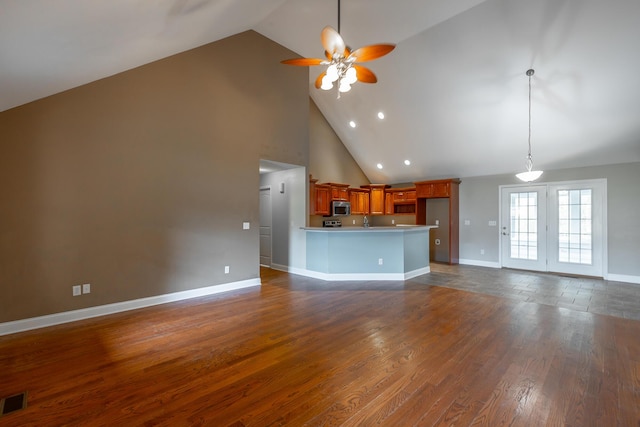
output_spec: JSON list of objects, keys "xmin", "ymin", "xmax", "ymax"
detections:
[
  {"xmin": 309, "ymin": 176, "xmax": 331, "ymax": 216},
  {"xmin": 361, "ymin": 184, "xmax": 390, "ymax": 215},
  {"xmin": 414, "ymin": 178, "xmax": 461, "ymax": 264},
  {"xmin": 321, "ymin": 183, "xmax": 350, "ymax": 201},
  {"xmin": 315, "ymin": 184, "xmax": 331, "ymax": 215},
  {"xmin": 416, "ymin": 181, "xmax": 451, "ymax": 198},
  {"xmin": 349, "ymin": 188, "xmax": 370, "ymax": 215},
  {"xmin": 386, "ymin": 187, "xmax": 417, "ymax": 215},
  {"xmin": 384, "ymin": 192, "xmax": 394, "ymax": 215}
]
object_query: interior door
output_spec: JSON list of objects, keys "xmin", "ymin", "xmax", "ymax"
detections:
[
  {"xmin": 500, "ymin": 186, "xmax": 547, "ymax": 271},
  {"xmin": 259, "ymin": 187, "xmax": 272, "ymax": 267}
]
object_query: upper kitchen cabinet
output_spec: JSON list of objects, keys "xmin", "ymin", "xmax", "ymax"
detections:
[
  {"xmin": 349, "ymin": 188, "xmax": 370, "ymax": 215},
  {"xmin": 415, "ymin": 179, "xmax": 457, "ymax": 198},
  {"xmin": 360, "ymin": 184, "xmax": 390, "ymax": 215},
  {"xmin": 322, "ymin": 183, "xmax": 350, "ymax": 201},
  {"xmin": 309, "ymin": 176, "xmax": 331, "ymax": 216},
  {"xmin": 386, "ymin": 187, "xmax": 417, "ymax": 215}
]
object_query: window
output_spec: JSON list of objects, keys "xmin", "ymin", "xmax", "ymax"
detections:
[
  {"xmin": 557, "ymin": 189, "xmax": 592, "ymax": 265},
  {"xmin": 510, "ymin": 192, "xmax": 538, "ymax": 260}
]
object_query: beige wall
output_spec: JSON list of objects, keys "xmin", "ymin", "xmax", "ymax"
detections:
[
  {"xmin": 0, "ymin": 31, "xmax": 309, "ymax": 323},
  {"xmin": 309, "ymin": 100, "xmax": 369, "ymax": 187}
]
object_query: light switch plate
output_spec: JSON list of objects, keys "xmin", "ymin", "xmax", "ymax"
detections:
[
  {"xmin": 82, "ymin": 283, "xmax": 91, "ymax": 294},
  {"xmin": 243, "ymin": 222, "xmax": 250, "ymax": 230},
  {"xmin": 488, "ymin": 221, "xmax": 497, "ymax": 226}
]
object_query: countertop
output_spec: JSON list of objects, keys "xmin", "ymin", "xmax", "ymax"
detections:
[{"xmin": 301, "ymin": 225, "xmax": 438, "ymax": 232}]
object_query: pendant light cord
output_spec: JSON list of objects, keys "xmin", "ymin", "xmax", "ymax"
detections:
[
  {"xmin": 337, "ymin": 0, "xmax": 341, "ymax": 33},
  {"xmin": 528, "ymin": 71, "xmax": 532, "ymax": 158}
]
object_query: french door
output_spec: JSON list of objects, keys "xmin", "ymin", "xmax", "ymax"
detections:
[
  {"xmin": 500, "ymin": 180, "xmax": 606, "ymax": 277},
  {"xmin": 500, "ymin": 186, "xmax": 548, "ymax": 271}
]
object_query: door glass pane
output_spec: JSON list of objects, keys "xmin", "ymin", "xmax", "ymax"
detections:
[
  {"xmin": 557, "ymin": 189, "xmax": 592, "ymax": 264},
  {"xmin": 510, "ymin": 192, "xmax": 538, "ymax": 260}
]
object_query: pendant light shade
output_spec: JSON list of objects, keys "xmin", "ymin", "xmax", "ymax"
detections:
[{"xmin": 516, "ymin": 69, "xmax": 543, "ymax": 182}]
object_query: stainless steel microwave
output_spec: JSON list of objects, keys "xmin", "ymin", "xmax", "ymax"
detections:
[{"xmin": 331, "ymin": 201, "xmax": 351, "ymax": 216}]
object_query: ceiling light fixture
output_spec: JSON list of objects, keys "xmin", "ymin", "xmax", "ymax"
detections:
[
  {"xmin": 349, "ymin": 120, "xmax": 356, "ymax": 128},
  {"xmin": 281, "ymin": 0, "xmax": 395, "ymax": 98},
  {"xmin": 378, "ymin": 112, "xmax": 385, "ymax": 119},
  {"xmin": 376, "ymin": 163, "xmax": 383, "ymax": 169},
  {"xmin": 516, "ymin": 69, "xmax": 543, "ymax": 182},
  {"xmin": 404, "ymin": 160, "xmax": 411, "ymax": 166}
]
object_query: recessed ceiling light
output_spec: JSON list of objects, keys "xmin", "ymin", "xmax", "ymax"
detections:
[
  {"xmin": 349, "ymin": 120, "xmax": 356, "ymax": 128},
  {"xmin": 377, "ymin": 112, "xmax": 385, "ymax": 119},
  {"xmin": 376, "ymin": 163, "xmax": 383, "ymax": 169},
  {"xmin": 404, "ymin": 160, "xmax": 411, "ymax": 166}
]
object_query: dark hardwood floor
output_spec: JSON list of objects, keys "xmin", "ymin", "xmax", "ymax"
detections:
[{"xmin": 1, "ymin": 265, "xmax": 639, "ymax": 426}]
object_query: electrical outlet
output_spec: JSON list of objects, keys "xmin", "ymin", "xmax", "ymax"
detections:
[
  {"xmin": 488, "ymin": 221, "xmax": 497, "ymax": 226},
  {"xmin": 353, "ymin": 219, "xmax": 356, "ymax": 225},
  {"xmin": 435, "ymin": 219, "xmax": 440, "ymax": 225},
  {"xmin": 464, "ymin": 220, "xmax": 471, "ymax": 226},
  {"xmin": 480, "ymin": 249, "xmax": 485, "ymax": 255},
  {"xmin": 378, "ymin": 258, "xmax": 383, "ymax": 265},
  {"xmin": 392, "ymin": 219, "xmax": 395, "ymax": 225},
  {"xmin": 72, "ymin": 285, "xmax": 81, "ymax": 296},
  {"xmin": 82, "ymin": 283, "xmax": 91, "ymax": 294},
  {"xmin": 224, "ymin": 265, "xmax": 230, "ymax": 274}
]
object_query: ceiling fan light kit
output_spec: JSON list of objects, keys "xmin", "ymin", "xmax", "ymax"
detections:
[
  {"xmin": 516, "ymin": 69, "xmax": 544, "ymax": 182},
  {"xmin": 281, "ymin": 0, "xmax": 395, "ymax": 97}
]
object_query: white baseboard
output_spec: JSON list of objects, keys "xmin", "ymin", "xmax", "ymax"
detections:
[
  {"xmin": 459, "ymin": 259, "xmax": 501, "ymax": 269},
  {"xmin": 607, "ymin": 273, "xmax": 640, "ymax": 285},
  {"xmin": 270, "ymin": 263, "xmax": 290, "ymax": 273},
  {"xmin": 0, "ymin": 278, "xmax": 261, "ymax": 337}
]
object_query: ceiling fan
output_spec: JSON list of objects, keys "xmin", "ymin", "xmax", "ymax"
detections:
[{"xmin": 281, "ymin": 0, "xmax": 395, "ymax": 96}]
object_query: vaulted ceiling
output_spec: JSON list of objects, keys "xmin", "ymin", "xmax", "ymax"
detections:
[{"xmin": 2, "ymin": 0, "xmax": 639, "ymax": 182}]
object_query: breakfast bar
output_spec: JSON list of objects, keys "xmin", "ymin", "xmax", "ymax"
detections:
[{"xmin": 301, "ymin": 225, "xmax": 437, "ymax": 281}]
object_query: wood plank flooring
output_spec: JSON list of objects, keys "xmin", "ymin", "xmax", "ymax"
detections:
[{"xmin": 1, "ymin": 266, "xmax": 639, "ymax": 426}]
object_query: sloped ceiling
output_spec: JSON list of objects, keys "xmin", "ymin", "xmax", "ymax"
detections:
[{"xmin": 2, "ymin": 0, "xmax": 639, "ymax": 182}]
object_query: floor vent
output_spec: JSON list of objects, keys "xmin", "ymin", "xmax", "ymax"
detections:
[{"xmin": 0, "ymin": 392, "xmax": 27, "ymax": 417}]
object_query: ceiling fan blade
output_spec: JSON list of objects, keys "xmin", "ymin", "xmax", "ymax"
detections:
[
  {"xmin": 350, "ymin": 44, "xmax": 395, "ymax": 62},
  {"xmin": 281, "ymin": 58, "xmax": 326, "ymax": 66},
  {"xmin": 353, "ymin": 65, "xmax": 377, "ymax": 83},
  {"xmin": 321, "ymin": 26, "xmax": 346, "ymax": 57},
  {"xmin": 314, "ymin": 71, "xmax": 327, "ymax": 89}
]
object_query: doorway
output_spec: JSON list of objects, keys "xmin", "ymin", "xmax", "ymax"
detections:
[
  {"xmin": 259, "ymin": 187, "xmax": 272, "ymax": 268},
  {"xmin": 500, "ymin": 179, "xmax": 606, "ymax": 277}
]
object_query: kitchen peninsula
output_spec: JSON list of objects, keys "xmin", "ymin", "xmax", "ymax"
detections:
[{"xmin": 301, "ymin": 225, "xmax": 437, "ymax": 281}]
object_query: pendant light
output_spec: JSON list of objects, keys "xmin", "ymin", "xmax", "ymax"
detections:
[{"xmin": 516, "ymin": 69, "xmax": 543, "ymax": 182}]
